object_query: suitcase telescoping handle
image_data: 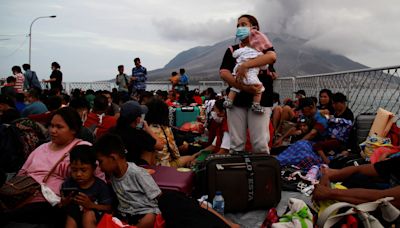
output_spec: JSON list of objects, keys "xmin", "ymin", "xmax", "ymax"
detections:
[
  {"xmin": 181, "ymin": 106, "xmax": 195, "ymax": 112},
  {"xmin": 215, "ymin": 163, "xmax": 247, "ymax": 170}
]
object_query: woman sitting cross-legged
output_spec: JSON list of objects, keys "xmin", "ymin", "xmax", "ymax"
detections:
[
  {"xmin": 145, "ymin": 98, "xmax": 199, "ymax": 167},
  {"xmin": 0, "ymin": 107, "xmax": 104, "ymax": 227}
]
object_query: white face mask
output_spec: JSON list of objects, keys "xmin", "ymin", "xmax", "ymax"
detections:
[
  {"xmin": 211, "ymin": 111, "xmax": 223, "ymax": 123},
  {"xmin": 81, "ymin": 111, "xmax": 88, "ymax": 123}
]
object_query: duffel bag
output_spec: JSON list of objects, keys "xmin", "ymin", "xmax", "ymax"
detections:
[{"xmin": 196, "ymin": 153, "xmax": 281, "ymax": 212}]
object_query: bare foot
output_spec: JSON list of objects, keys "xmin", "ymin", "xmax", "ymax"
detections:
[
  {"xmin": 319, "ymin": 167, "xmax": 331, "ymax": 186},
  {"xmin": 319, "ymin": 174, "xmax": 330, "ymax": 187},
  {"xmin": 312, "ymin": 184, "xmax": 331, "ymax": 202},
  {"xmin": 321, "ymin": 166, "xmax": 340, "ymax": 181}
]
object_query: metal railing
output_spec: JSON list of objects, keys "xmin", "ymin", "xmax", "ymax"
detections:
[
  {"xmin": 293, "ymin": 65, "xmax": 400, "ymax": 115},
  {"xmin": 273, "ymin": 77, "xmax": 296, "ymax": 101},
  {"xmin": 40, "ymin": 81, "xmax": 116, "ymax": 92},
  {"xmin": 41, "ymin": 65, "xmax": 399, "ymax": 115},
  {"xmin": 53, "ymin": 80, "xmax": 228, "ymax": 95}
]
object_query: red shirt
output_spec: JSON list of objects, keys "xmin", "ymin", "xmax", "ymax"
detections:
[
  {"xmin": 207, "ymin": 117, "xmax": 229, "ymax": 153},
  {"xmin": 193, "ymin": 95, "xmax": 203, "ymax": 105},
  {"xmin": 29, "ymin": 111, "xmax": 53, "ymax": 126},
  {"xmin": 84, "ymin": 112, "xmax": 116, "ymax": 138},
  {"xmin": 214, "ymin": 117, "xmax": 229, "ymax": 153},
  {"xmin": 165, "ymin": 99, "xmax": 174, "ymax": 107}
]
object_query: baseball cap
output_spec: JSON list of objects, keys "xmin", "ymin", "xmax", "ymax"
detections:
[
  {"xmin": 120, "ymin": 101, "xmax": 148, "ymax": 120},
  {"xmin": 332, "ymin": 92, "xmax": 348, "ymax": 103},
  {"xmin": 294, "ymin": 90, "xmax": 306, "ymax": 97}
]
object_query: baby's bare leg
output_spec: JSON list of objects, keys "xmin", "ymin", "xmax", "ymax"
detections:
[
  {"xmin": 227, "ymin": 91, "xmax": 237, "ymax": 101},
  {"xmin": 253, "ymin": 92, "xmax": 261, "ymax": 103}
]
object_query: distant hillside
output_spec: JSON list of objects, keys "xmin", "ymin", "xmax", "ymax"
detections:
[{"xmin": 146, "ymin": 33, "xmax": 367, "ymax": 82}]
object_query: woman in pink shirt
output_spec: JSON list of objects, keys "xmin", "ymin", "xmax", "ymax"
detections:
[{"xmin": 1, "ymin": 107, "xmax": 101, "ymax": 226}]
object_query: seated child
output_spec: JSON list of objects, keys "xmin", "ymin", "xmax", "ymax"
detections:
[
  {"xmin": 61, "ymin": 145, "xmax": 113, "ymax": 228},
  {"xmin": 273, "ymin": 116, "xmax": 312, "ymax": 147},
  {"xmin": 202, "ymin": 99, "xmax": 230, "ymax": 154},
  {"xmin": 94, "ymin": 133, "xmax": 161, "ymax": 228},
  {"xmin": 224, "ymin": 46, "xmax": 267, "ymax": 113}
]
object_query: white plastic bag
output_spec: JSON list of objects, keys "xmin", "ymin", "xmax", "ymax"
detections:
[{"xmin": 41, "ymin": 184, "xmax": 61, "ymax": 206}]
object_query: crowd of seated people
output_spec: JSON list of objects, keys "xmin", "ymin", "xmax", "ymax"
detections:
[
  {"xmin": 270, "ymin": 88, "xmax": 400, "ymax": 216},
  {"xmin": 0, "ymin": 81, "xmax": 399, "ymax": 227},
  {"xmin": 0, "ymin": 84, "xmax": 244, "ymax": 227},
  {"xmin": 271, "ymin": 89, "xmax": 354, "ymax": 155}
]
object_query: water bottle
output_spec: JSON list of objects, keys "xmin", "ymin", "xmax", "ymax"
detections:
[
  {"xmin": 212, "ymin": 191, "xmax": 225, "ymax": 215},
  {"xmin": 305, "ymin": 165, "xmax": 319, "ymax": 182}
]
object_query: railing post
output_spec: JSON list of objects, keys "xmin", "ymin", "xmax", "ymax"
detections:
[
  {"xmin": 291, "ymin": 77, "xmax": 296, "ymax": 100},
  {"xmin": 65, "ymin": 82, "xmax": 70, "ymax": 95},
  {"xmin": 346, "ymin": 73, "xmax": 351, "ymax": 99}
]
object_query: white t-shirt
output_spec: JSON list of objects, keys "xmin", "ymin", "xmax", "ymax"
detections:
[{"xmin": 212, "ymin": 131, "xmax": 231, "ymax": 150}]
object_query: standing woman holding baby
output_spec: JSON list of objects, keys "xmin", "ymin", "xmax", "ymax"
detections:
[{"xmin": 220, "ymin": 14, "xmax": 277, "ymax": 153}]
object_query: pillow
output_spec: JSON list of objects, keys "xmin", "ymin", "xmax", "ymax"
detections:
[{"xmin": 369, "ymin": 108, "xmax": 394, "ymax": 137}]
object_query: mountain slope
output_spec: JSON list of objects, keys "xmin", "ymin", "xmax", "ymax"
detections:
[{"xmin": 147, "ymin": 33, "xmax": 367, "ymax": 82}]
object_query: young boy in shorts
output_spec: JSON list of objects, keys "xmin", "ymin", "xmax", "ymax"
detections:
[
  {"xmin": 94, "ymin": 133, "xmax": 161, "ymax": 228},
  {"xmin": 61, "ymin": 145, "xmax": 113, "ymax": 228}
]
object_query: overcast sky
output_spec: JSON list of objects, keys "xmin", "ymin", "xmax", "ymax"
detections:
[{"xmin": 1, "ymin": 0, "xmax": 399, "ymax": 82}]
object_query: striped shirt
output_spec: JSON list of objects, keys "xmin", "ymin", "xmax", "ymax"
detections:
[{"xmin": 14, "ymin": 73, "xmax": 25, "ymax": 93}]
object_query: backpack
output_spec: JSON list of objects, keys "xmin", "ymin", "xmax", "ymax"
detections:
[
  {"xmin": 12, "ymin": 118, "xmax": 48, "ymax": 159},
  {"xmin": 0, "ymin": 124, "xmax": 26, "ymax": 174},
  {"xmin": 27, "ymin": 71, "xmax": 42, "ymax": 90}
]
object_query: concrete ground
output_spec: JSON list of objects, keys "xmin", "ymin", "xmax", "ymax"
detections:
[{"xmin": 225, "ymin": 191, "xmax": 312, "ymax": 228}]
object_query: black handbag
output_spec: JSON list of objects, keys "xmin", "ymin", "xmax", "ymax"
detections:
[{"xmin": 0, "ymin": 175, "xmax": 40, "ymax": 210}]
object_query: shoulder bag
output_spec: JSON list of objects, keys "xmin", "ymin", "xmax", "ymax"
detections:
[
  {"xmin": 317, "ymin": 197, "xmax": 400, "ymax": 228},
  {"xmin": 0, "ymin": 140, "xmax": 81, "ymax": 211}
]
